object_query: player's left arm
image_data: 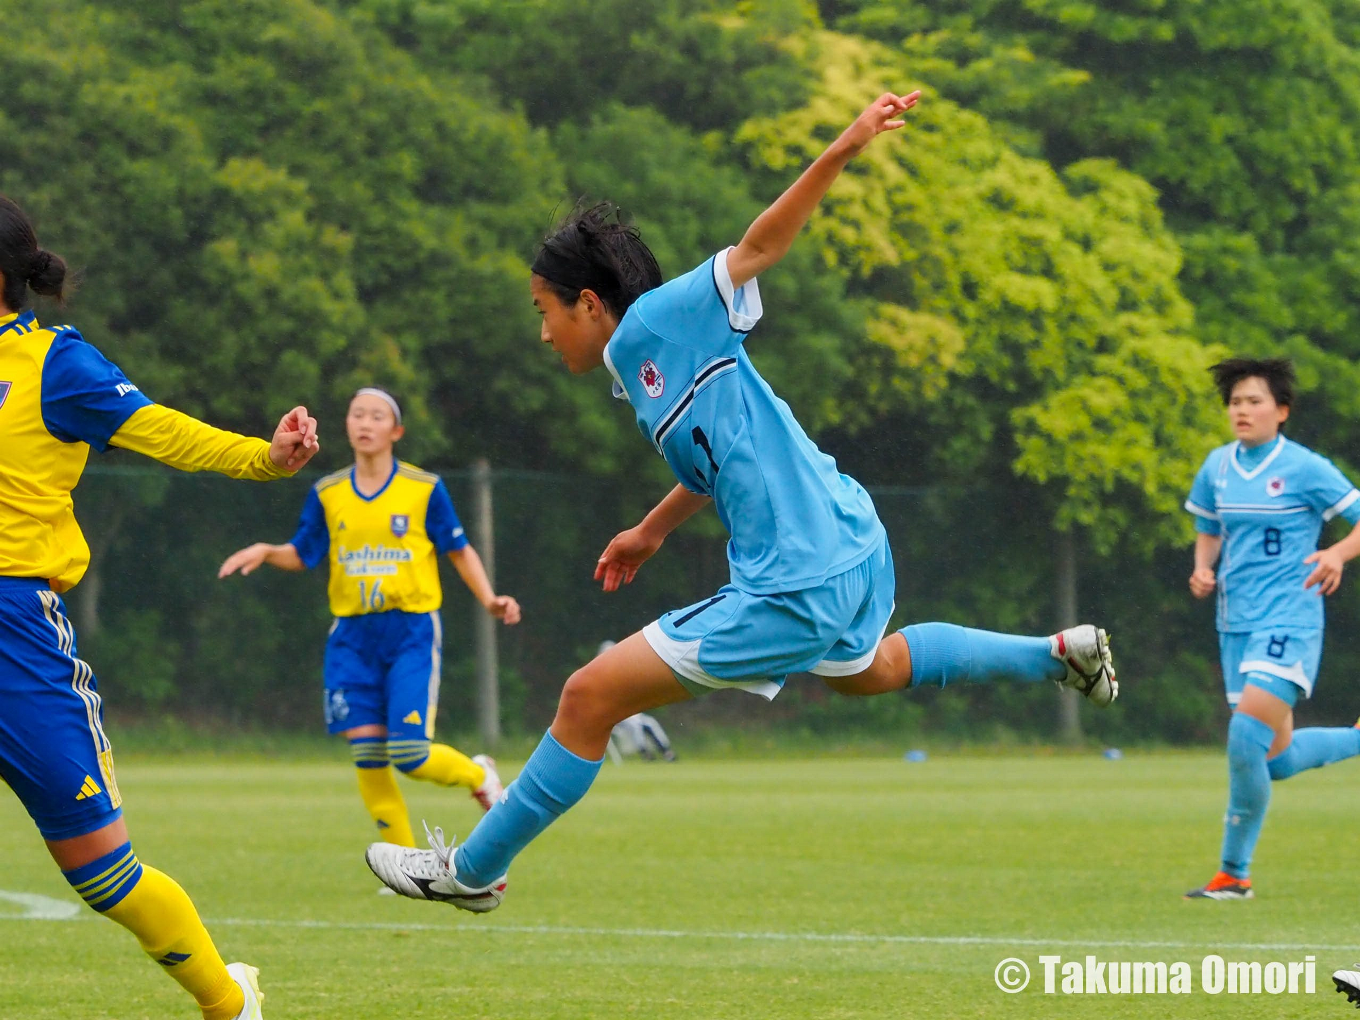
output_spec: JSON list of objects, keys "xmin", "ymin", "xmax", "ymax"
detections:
[
  {"xmin": 426, "ymin": 478, "xmax": 520, "ymax": 623},
  {"xmin": 724, "ymin": 90, "xmax": 920, "ymax": 290},
  {"xmin": 111, "ymin": 404, "xmax": 319, "ymax": 479},
  {"xmin": 1303, "ymin": 457, "xmax": 1360, "ymax": 595},
  {"xmin": 1304, "ymin": 522, "xmax": 1360, "ymax": 595},
  {"xmin": 446, "ymin": 546, "xmax": 521, "ymax": 624}
]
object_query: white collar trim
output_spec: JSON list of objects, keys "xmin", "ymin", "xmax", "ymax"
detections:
[
  {"xmin": 602, "ymin": 340, "xmax": 629, "ymax": 402},
  {"xmin": 1231, "ymin": 435, "xmax": 1285, "ymax": 480}
]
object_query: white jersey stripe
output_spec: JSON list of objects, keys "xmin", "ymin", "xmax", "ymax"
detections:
[
  {"xmin": 1184, "ymin": 499, "xmax": 1218, "ymax": 520},
  {"xmin": 1323, "ymin": 489, "xmax": 1360, "ymax": 523}
]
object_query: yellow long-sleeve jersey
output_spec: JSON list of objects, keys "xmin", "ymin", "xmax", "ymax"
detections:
[{"xmin": 0, "ymin": 311, "xmax": 288, "ymax": 592}]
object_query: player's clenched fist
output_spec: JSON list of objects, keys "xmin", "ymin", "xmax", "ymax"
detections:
[{"xmin": 269, "ymin": 405, "xmax": 320, "ymax": 472}]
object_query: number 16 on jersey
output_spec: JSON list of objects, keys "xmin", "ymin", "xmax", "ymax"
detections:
[{"xmin": 358, "ymin": 579, "xmax": 385, "ymax": 611}]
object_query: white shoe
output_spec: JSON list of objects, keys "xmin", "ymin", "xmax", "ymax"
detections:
[
  {"xmin": 226, "ymin": 962, "xmax": 264, "ymax": 1020},
  {"xmin": 1050, "ymin": 625, "xmax": 1118, "ymax": 706},
  {"xmin": 471, "ymin": 754, "xmax": 503, "ymax": 811},
  {"xmin": 365, "ymin": 822, "xmax": 507, "ymax": 913},
  {"xmin": 1335, "ymin": 965, "xmax": 1360, "ymax": 1006}
]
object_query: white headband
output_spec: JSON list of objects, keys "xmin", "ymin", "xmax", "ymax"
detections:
[{"xmin": 354, "ymin": 387, "xmax": 402, "ymax": 424}]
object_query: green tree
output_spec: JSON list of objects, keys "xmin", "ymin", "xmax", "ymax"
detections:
[{"xmin": 739, "ymin": 33, "xmax": 1221, "ymax": 554}]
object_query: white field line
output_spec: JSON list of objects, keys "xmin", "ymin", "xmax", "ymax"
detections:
[
  {"xmin": 203, "ymin": 918, "xmax": 1358, "ymax": 953},
  {"xmin": 14, "ymin": 912, "xmax": 1360, "ymax": 953},
  {"xmin": 1, "ymin": 893, "xmax": 1354, "ymax": 952}
]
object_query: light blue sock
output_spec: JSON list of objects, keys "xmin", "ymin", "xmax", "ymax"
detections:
[
  {"xmin": 901, "ymin": 622, "xmax": 1065, "ymax": 687},
  {"xmin": 454, "ymin": 731, "xmax": 602, "ymax": 888},
  {"xmin": 1221, "ymin": 713, "xmax": 1275, "ymax": 879},
  {"xmin": 1267, "ymin": 726, "xmax": 1360, "ymax": 780}
]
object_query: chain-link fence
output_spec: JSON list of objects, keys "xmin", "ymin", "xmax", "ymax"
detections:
[{"xmin": 63, "ymin": 463, "xmax": 1360, "ymax": 747}]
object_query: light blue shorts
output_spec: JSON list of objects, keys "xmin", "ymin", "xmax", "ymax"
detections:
[
  {"xmin": 1219, "ymin": 627, "xmax": 1322, "ymax": 709},
  {"xmin": 643, "ymin": 539, "xmax": 895, "ymax": 699}
]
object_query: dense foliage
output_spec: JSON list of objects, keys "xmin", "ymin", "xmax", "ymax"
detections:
[{"xmin": 6, "ymin": 0, "xmax": 1359, "ymax": 742}]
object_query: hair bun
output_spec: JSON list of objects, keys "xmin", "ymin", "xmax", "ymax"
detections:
[{"xmin": 27, "ymin": 248, "xmax": 67, "ymax": 298}]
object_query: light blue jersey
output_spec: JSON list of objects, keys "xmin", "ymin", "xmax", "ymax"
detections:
[
  {"xmin": 1186, "ymin": 436, "xmax": 1360, "ymax": 633},
  {"xmin": 603, "ymin": 249, "xmax": 884, "ymax": 594}
]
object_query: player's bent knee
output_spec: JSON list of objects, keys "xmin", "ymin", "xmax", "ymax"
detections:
[{"xmin": 555, "ymin": 668, "xmax": 626, "ymax": 738}]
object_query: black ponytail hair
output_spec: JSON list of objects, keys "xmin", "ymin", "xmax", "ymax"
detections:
[
  {"xmin": 0, "ymin": 195, "xmax": 68, "ymax": 312},
  {"xmin": 531, "ymin": 202, "xmax": 662, "ymax": 319}
]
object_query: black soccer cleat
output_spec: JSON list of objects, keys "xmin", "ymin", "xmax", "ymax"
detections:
[{"xmin": 1334, "ymin": 967, "xmax": 1360, "ymax": 1007}]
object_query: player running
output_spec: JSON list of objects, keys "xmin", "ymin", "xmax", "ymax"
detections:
[
  {"xmin": 0, "ymin": 194, "xmax": 319, "ymax": 1018},
  {"xmin": 366, "ymin": 90, "xmax": 1117, "ymax": 912},
  {"xmin": 1183, "ymin": 358, "xmax": 1360, "ymax": 900},
  {"xmin": 218, "ymin": 388, "xmax": 520, "ymax": 851}
]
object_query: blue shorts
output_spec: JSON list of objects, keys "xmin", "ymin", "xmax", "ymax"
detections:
[
  {"xmin": 0, "ymin": 578, "xmax": 123, "ymax": 840},
  {"xmin": 643, "ymin": 539, "xmax": 895, "ymax": 699},
  {"xmin": 323, "ymin": 610, "xmax": 443, "ymax": 740},
  {"xmin": 1219, "ymin": 627, "xmax": 1322, "ymax": 709}
]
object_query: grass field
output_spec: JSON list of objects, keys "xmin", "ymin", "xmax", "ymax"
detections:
[{"xmin": 1, "ymin": 751, "xmax": 1356, "ymax": 1019}]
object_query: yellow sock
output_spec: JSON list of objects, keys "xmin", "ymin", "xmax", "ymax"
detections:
[
  {"xmin": 103, "ymin": 865, "xmax": 243, "ymax": 1020},
  {"xmin": 355, "ymin": 764, "xmax": 415, "ymax": 847},
  {"xmin": 403, "ymin": 742, "xmax": 486, "ymax": 789}
]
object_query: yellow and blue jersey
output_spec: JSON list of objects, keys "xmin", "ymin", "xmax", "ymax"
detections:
[
  {"xmin": 0, "ymin": 310, "xmax": 287, "ymax": 591},
  {"xmin": 0, "ymin": 311, "xmax": 153, "ymax": 591},
  {"xmin": 1, "ymin": 310, "xmax": 288, "ymax": 841},
  {"xmin": 290, "ymin": 461, "xmax": 468, "ymax": 616}
]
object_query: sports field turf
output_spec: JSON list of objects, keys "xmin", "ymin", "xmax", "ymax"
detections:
[{"xmin": 1, "ymin": 752, "xmax": 1355, "ymax": 1018}]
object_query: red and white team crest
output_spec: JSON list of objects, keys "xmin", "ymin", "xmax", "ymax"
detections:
[
  {"xmin": 1266, "ymin": 476, "xmax": 1286, "ymax": 497},
  {"xmin": 638, "ymin": 359, "xmax": 665, "ymax": 398}
]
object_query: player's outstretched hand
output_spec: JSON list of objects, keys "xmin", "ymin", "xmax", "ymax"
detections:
[
  {"xmin": 838, "ymin": 91, "xmax": 921, "ymax": 159},
  {"xmin": 269, "ymin": 405, "xmax": 320, "ymax": 472},
  {"xmin": 595, "ymin": 525, "xmax": 664, "ymax": 592},
  {"xmin": 1303, "ymin": 548, "xmax": 1345, "ymax": 596},
  {"xmin": 1188, "ymin": 567, "xmax": 1217, "ymax": 599},
  {"xmin": 487, "ymin": 595, "xmax": 522, "ymax": 625},
  {"xmin": 219, "ymin": 543, "xmax": 269, "ymax": 578}
]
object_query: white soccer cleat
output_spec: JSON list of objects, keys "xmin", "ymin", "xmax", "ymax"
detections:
[
  {"xmin": 365, "ymin": 822, "xmax": 507, "ymax": 913},
  {"xmin": 1051, "ymin": 625, "xmax": 1118, "ymax": 706},
  {"xmin": 471, "ymin": 754, "xmax": 503, "ymax": 812},
  {"xmin": 226, "ymin": 962, "xmax": 264, "ymax": 1020},
  {"xmin": 1335, "ymin": 965, "xmax": 1360, "ymax": 1007}
]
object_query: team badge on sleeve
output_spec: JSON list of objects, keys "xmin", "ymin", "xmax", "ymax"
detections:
[
  {"xmin": 638, "ymin": 360, "xmax": 665, "ymax": 398},
  {"xmin": 0, "ymin": 381, "xmax": 11, "ymax": 411},
  {"xmin": 1266, "ymin": 476, "xmax": 1286, "ymax": 497},
  {"xmin": 390, "ymin": 514, "xmax": 410, "ymax": 537}
]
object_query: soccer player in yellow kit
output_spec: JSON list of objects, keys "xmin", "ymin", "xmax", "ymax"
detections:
[
  {"xmin": 0, "ymin": 195, "xmax": 319, "ymax": 1019},
  {"xmin": 218, "ymin": 388, "xmax": 521, "ymax": 851}
]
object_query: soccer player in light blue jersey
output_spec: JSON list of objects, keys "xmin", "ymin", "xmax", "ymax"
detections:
[
  {"xmin": 367, "ymin": 91, "xmax": 1117, "ymax": 912},
  {"xmin": 1183, "ymin": 358, "xmax": 1360, "ymax": 900}
]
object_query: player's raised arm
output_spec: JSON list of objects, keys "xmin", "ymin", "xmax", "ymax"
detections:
[
  {"xmin": 724, "ymin": 90, "xmax": 920, "ymax": 290},
  {"xmin": 110, "ymin": 403, "xmax": 319, "ymax": 479}
]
